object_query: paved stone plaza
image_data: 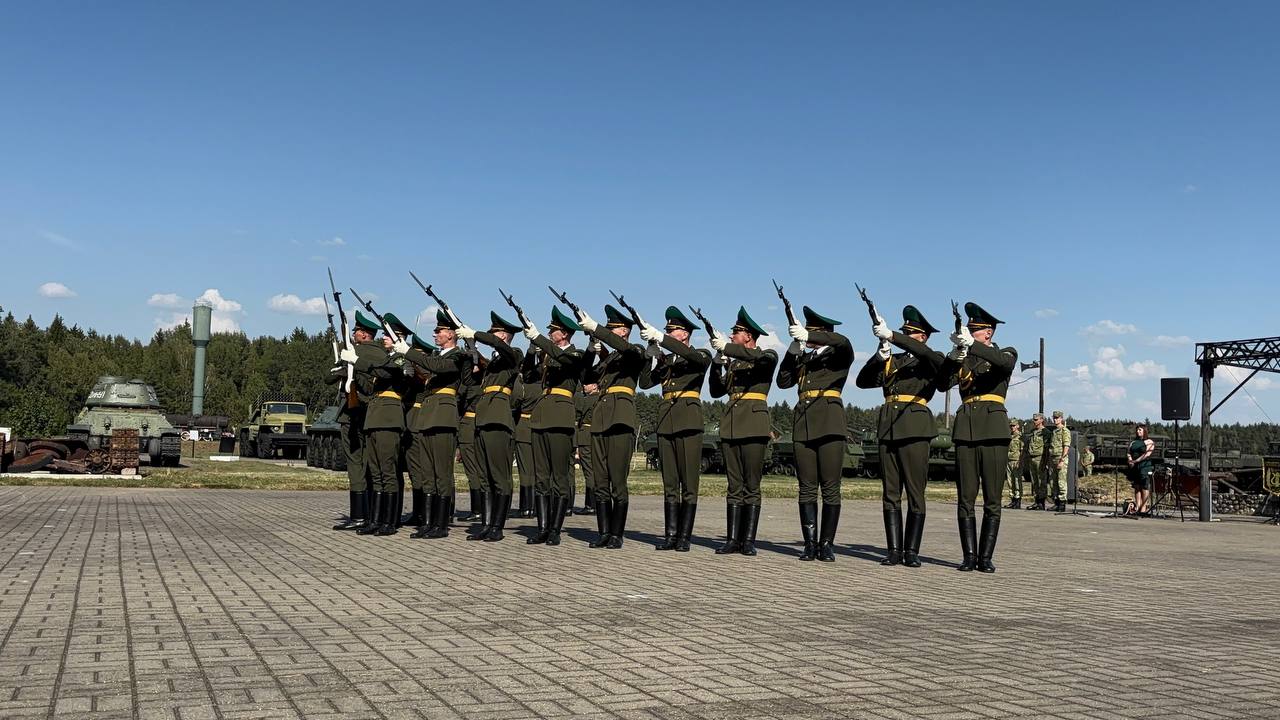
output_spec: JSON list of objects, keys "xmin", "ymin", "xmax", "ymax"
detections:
[{"xmin": 0, "ymin": 486, "xmax": 1276, "ymax": 719}]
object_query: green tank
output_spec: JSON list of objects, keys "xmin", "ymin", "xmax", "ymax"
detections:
[
  {"xmin": 306, "ymin": 406, "xmax": 347, "ymax": 471},
  {"xmin": 642, "ymin": 422, "xmax": 725, "ymax": 474},
  {"xmin": 65, "ymin": 376, "xmax": 182, "ymax": 466}
]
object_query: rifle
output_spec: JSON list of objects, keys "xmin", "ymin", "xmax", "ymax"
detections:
[
  {"xmin": 409, "ymin": 272, "xmax": 479, "ymax": 364},
  {"xmin": 609, "ymin": 289, "xmax": 660, "ymax": 358},
  {"xmin": 951, "ymin": 300, "xmax": 963, "ymax": 334},
  {"xmin": 855, "ymin": 283, "xmax": 879, "ymax": 324},
  {"xmin": 498, "ymin": 288, "xmax": 531, "ymax": 328},
  {"xmin": 547, "ymin": 285, "xmax": 581, "ymax": 317},
  {"xmin": 327, "ymin": 268, "xmax": 356, "ymax": 405},
  {"xmin": 688, "ymin": 305, "xmax": 725, "ymax": 364},
  {"xmin": 348, "ymin": 288, "xmax": 402, "ymax": 344},
  {"xmin": 772, "ymin": 278, "xmax": 798, "ymax": 326}
]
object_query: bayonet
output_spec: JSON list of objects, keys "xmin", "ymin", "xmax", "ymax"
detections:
[{"xmin": 772, "ymin": 278, "xmax": 798, "ymax": 326}]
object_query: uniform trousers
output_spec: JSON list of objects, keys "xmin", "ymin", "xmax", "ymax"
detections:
[
  {"xmin": 722, "ymin": 438, "xmax": 767, "ymax": 506},
  {"xmin": 363, "ymin": 429, "xmax": 402, "ymax": 493},
  {"xmin": 880, "ymin": 439, "xmax": 928, "ymax": 514},
  {"xmin": 591, "ymin": 429, "xmax": 635, "ymax": 504},
  {"xmin": 533, "ymin": 429, "xmax": 575, "ymax": 499},
  {"xmin": 658, "ymin": 431, "xmax": 702, "ymax": 505},
  {"xmin": 476, "ymin": 427, "xmax": 514, "ymax": 495},
  {"xmin": 409, "ymin": 429, "xmax": 457, "ymax": 496},
  {"xmin": 516, "ymin": 439, "xmax": 535, "ymax": 489},
  {"xmin": 341, "ymin": 421, "xmax": 367, "ymax": 492},
  {"xmin": 955, "ymin": 441, "xmax": 1007, "ymax": 520},
  {"xmin": 796, "ymin": 436, "xmax": 844, "ymax": 505},
  {"xmin": 1006, "ymin": 460, "xmax": 1022, "ymax": 501}
]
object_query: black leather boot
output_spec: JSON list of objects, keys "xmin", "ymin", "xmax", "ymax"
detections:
[
  {"xmin": 714, "ymin": 503, "xmax": 742, "ymax": 555},
  {"xmin": 357, "ymin": 492, "xmax": 384, "ymax": 535},
  {"xmin": 333, "ymin": 491, "xmax": 361, "ymax": 530},
  {"xmin": 739, "ymin": 504, "xmax": 761, "ymax": 556},
  {"xmin": 1005, "ymin": 497, "xmax": 1021, "ymax": 509},
  {"xmin": 483, "ymin": 494, "xmax": 512, "ymax": 542},
  {"xmin": 977, "ymin": 514, "xmax": 1000, "ymax": 573},
  {"xmin": 375, "ymin": 492, "xmax": 399, "ymax": 535},
  {"xmin": 528, "ymin": 494, "xmax": 551, "ymax": 544},
  {"xmin": 588, "ymin": 500, "xmax": 612, "ymax": 548},
  {"xmin": 425, "ymin": 494, "xmax": 450, "ymax": 538},
  {"xmin": 545, "ymin": 496, "xmax": 566, "ymax": 546},
  {"xmin": 902, "ymin": 511, "xmax": 925, "ymax": 568},
  {"xmin": 605, "ymin": 502, "xmax": 628, "ymax": 549},
  {"xmin": 400, "ymin": 488, "xmax": 423, "ymax": 528},
  {"xmin": 394, "ymin": 487, "xmax": 405, "ymax": 527},
  {"xmin": 510, "ymin": 486, "xmax": 527, "ymax": 518},
  {"xmin": 466, "ymin": 490, "xmax": 492, "ymax": 541},
  {"xmin": 575, "ymin": 487, "xmax": 596, "ymax": 515},
  {"xmin": 881, "ymin": 509, "xmax": 903, "ymax": 566},
  {"xmin": 817, "ymin": 503, "xmax": 840, "ymax": 562},
  {"xmin": 460, "ymin": 489, "xmax": 481, "ymax": 521},
  {"xmin": 564, "ymin": 487, "xmax": 575, "ymax": 517},
  {"xmin": 412, "ymin": 494, "xmax": 437, "ymax": 539},
  {"xmin": 522, "ymin": 487, "xmax": 536, "ymax": 517},
  {"xmin": 657, "ymin": 502, "xmax": 680, "ymax": 550},
  {"xmin": 956, "ymin": 516, "xmax": 977, "ymax": 571},
  {"xmin": 797, "ymin": 502, "xmax": 818, "ymax": 561},
  {"xmin": 675, "ymin": 502, "xmax": 697, "ymax": 552}
]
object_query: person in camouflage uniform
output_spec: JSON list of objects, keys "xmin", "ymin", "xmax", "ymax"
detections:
[
  {"xmin": 1025, "ymin": 413, "xmax": 1050, "ymax": 511},
  {"xmin": 1081, "ymin": 446, "xmax": 1094, "ymax": 477},
  {"xmin": 1005, "ymin": 420, "xmax": 1023, "ymax": 509},
  {"xmin": 1048, "ymin": 410, "xmax": 1071, "ymax": 512}
]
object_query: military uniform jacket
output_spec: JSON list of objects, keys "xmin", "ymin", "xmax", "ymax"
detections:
[
  {"xmin": 529, "ymin": 336, "xmax": 584, "ymax": 431},
  {"xmin": 639, "ymin": 335, "xmax": 711, "ymax": 436},
  {"xmin": 854, "ymin": 332, "xmax": 944, "ymax": 443},
  {"xmin": 1049, "ymin": 425, "xmax": 1071, "ymax": 462},
  {"xmin": 352, "ymin": 342, "xmax": 405, "ymax": 431},
  {"xmin": 708, "ymin": 344, "xmax": 778, "ymax": 441},
  {"xmin": 776, "ymin": 331, "xmax": 854, "ymax": 442},
  {"xmin": 513, "ymin": 349, "xmax": 542, "ymax": 442},
  {"xmin": 939, "ymin": 342, "xmax": 1017, "ymax": 443},
  {"xmin": 325, "ymin": 363, "xmax": 365, "ymax": 426},
  {"xmin": 1007, "ymin": 431, "xmax": 1023, "ymax": 464},
  {"xmin": 1027, "ymin": 426, "xmax": 1048, "ymax": 460},
  {"xmin": 404, "ymin": 346, "xmax": 469, "ymax": 431},
  {"xmin": 472, "ymin": 331, "xmax": 523, "ymax": 431},
  {"xmin": 587, "ymin": 327, "xmax": 645, "ymax": 434}
]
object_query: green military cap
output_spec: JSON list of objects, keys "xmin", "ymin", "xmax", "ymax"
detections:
[
  {"xmin": 604, "ymin": 304, "xmax": 633, "ymax": 328},
  {"xmin": 664, "ymin": 305, "xmax": 696, "ymax": 333},
  {"xmin": 964, "ymin": 301, "xmax": 1003, "ymax": 330},
  {"xmin": 411, "ymin": 334, "xmax": 436, "ymax": 353},
  {"xmin": 732, "ymin": 306, "xmax": 767, "ymax": 338},
  {"xmin": 489, "ymin": 311, "xmax": 522, "ymax": 333},
  {"xmin": 383, "ymin": 312, "xmax": 412, "ymax": 337},
  {"xmin": 434, "ymin": 309, "xmax": 458, "ymax": 331},
  {"xmin": 1010, "ymin": 419, "xmax": 1021, "ymax": 428},
  {"xmin": 353, "ymin": 310, "xmax": 380, "ymax": 333},
  {"xmin": 900, "ymin": 305, "xmax": 940, "ymax": 335},
  {"xmin": 547, "ymin": 306, "xmax": 582, "ymax": 333},
  {"xmin": 802, "ymin": 305, "xmax": 841, "ymax": 330},
  {"xmin": 1052, "ymin": 410, "xmax": 1064, "ymax": 419}
]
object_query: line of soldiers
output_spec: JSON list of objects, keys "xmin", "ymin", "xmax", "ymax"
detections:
[
  {"xmin": 1005, "ymin": 411, "xmax": 1076, "ymax": 512},
  {"xmin": 327, "ymin": 297, "xmax": 1018, "ymax": 573}
]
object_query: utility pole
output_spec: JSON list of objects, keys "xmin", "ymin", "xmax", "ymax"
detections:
[{"xmin": 1038, "ymin": 337, "xmax": 1045, "ymax": 415}]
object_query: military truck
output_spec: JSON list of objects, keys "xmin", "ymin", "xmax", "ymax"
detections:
[
  {"xmin": 306, "ymin": 406, "xmax": 346, "ymax": 471},
  {"xmin": 239, "ymin": 398, "xmax": 309, "ymax": 460},
  {"xmin": 642, "ymin": 423, "xmax": 725, "ymax": 474},
  {"xmin": 65, "ymin": 376, "xmax": 182, "ymax": 466}
]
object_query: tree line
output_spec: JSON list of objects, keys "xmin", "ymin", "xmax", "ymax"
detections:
[{"xmin": 1, "ymin": 311, "xmax": 1274, "ymax": 453}]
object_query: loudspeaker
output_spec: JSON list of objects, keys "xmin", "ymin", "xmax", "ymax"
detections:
[{"xmin": 1161, "ymin": 378, "xmax": 1191, "ymax": 421}]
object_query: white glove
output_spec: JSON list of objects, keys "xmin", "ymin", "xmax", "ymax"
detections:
[
  {"xmin": 639, "ymin": 324, "xmax": 662, "ymax": 343},
  {"xmin": 392, "ymin": 338, "xmax": 411, "ymax": 355},
  {"xmin": 330, "ymin": 364, "xmax": 344, "ymax": 374},
  {"xmin": 947, "ymin": 345, "xmax": 968, "ymax": 362},
  {"xmin": 872, "ymin": 317, "xmax": 893, "ymax": 340},
  {"xmin": 339, "ymin": 346, "xmax": 358, "ymax": 365},
  {"xmin": 950, "ymin": 327, "xmax": 973, "ymax": 349},
  {"xmin": 578, "ymin": 310, "xmax": 598, "ymax": 332},
  {"xmin": 456, "ymin": 324, "xmax": 476, "ymax": 340},
  {"xmin": 710, "ymin": 333, "xmax": 728, "ymax": 352},
  {"xmin": 788, "ymin": 324, "xmax": 809, "ymax": 343},
  {"xmin": 877, "ymin": 339, "xmax": 892, "ymax": 360},
  {"xmin": 523, "ymin": 323, "xmax": 541, "ymax": 341},
  {"xmin": 589, "ymin": 340, "xmax": 603, "ymax": 353}
]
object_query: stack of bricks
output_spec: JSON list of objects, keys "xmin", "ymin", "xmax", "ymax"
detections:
[{"xmin": 110, "ymin": 428, "xmax": 140, "ymax": 471}]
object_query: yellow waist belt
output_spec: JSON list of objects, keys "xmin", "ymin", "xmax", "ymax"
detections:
[
  {"xmin": 430, "ymin": 387, "xmax": 457, "ymax": 395},
  {"xmin": 730, "ymin": 392, "xmax": 768, "ymax": 402},
  {"xmin": 376, "ymin": 391, "xmax": 402, "ymax": 400},
  {"xmin": 963, "ymin": 394, "xmax": 1006, "ymax": 404},
  {"xmin": 884, "ymin": 394, "xmax": 928, "ymax": 406},
  {"xmin": 463, "ymin": 411, "xmax": 476, "ymax": 418},
  {"xmin": 544, "ymin": 387, "xmax": 573, "ymax": 397},
  {"xmin": 519, "ymin": 413, "xmax": 532, "ymax": 419},
  {"xmin": 800, "ymin": 389, "xmax": 842, "ymax": 400},
  {"xmin": 483, "ymin": 385, "xmax": 512, "ymax": 395},
  {"xmin": 606, "ymin": 385, "xmax": 636, "ymax": 396},
  {"xmin": 663, "ymin": 390, "xmax": 700, "ymax": 401},
  {"xmin": 412, "ymin": 402, "xmax": 422, "ymax": 409}
]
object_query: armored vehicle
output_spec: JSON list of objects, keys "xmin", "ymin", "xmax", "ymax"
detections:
[
  {"xmin": 857, "ymin": 427, "xmax": 957, "ymax": 481},
  {"xmin": 239, "ymin": 399, "xmax": 309, "ymax": 460},
  {"xmin": 642, "ymin": 423, "xmax": 725, "ymax": 474},
  {"xmin": 65, "ymin": 376, "xmax": 182, "ymax": 466},
  {"xmin": 306, "ymin": 406, "xmax": 347, "ymax": 471}
]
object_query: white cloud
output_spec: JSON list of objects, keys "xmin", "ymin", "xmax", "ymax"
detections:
[
  {"xmin": 41, "ymin": 230, "xmax": 78, "ymax": 249},
  {"xmin": 1034, "ymin": 308, "xmax": 1059, "ymax": 319},
  {"xmin": 196, "ymin": 288, "xmax": 242, "ymax": 313},
  {"xmin": 1070, "ymin": 364, "xmax": 1091, "ymax": 381},
  {"xmin": 1093, "ymin": 352, "xmax": 1167, "ymax": 382},
  {"xmin": 1096, "ymin": 345, "xmax": 1125, "ymax": 361},
  {"xmin": 319, "ymin": 236, "xmax": 346, "ymax": 247},
  {"xmin": 411, "ymin": 306, "xmax": 442, "ymax": 332},
  {"xmin": 268, "ymin": 294, "xmax": 326, "ymax": 315},
  {"xmin": 147, "ymin": 292, "xmax": 185, "ymax": 308},
  {"xmin": 757, "ymin": 323, "xmax": 787, "ymax": 354},
  {"xmin": 1082, "ymin": 319, "xmax": 1138, "ymax": 336},
  {"xmin": 38, "ymin": 281, "xmax": 76, "ymax": 299},
  {"xmin": 1218, "ymin": 366, "xmax": 1277, "ymax": 391},
  {"xmin": 1148, "ymin": 335, "xmax": 1192, "ymax": 348},
  {"xmin": 1100, "ymin": 386, "xmax": 1127, "ymax": 402},
  {"xmin": 156, "ymin": 288, "xmax": 244, "ymax": 333}
]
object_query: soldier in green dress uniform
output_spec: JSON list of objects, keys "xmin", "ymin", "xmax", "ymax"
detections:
[
  {"xmin": 1048, "ymin": 410, "xmax": 1072, "ymax": 512},
  {"xmin": 639, "ymin": 306, "xmax": 712, "ymax": 552},
  {"xmin": 400, "ymin": 310, "xmax": 470, "ymax": 539},
  {"xmin": 1005, "ymin": 420, "xmax": 1023, "ymax": 509},
  {"xmin": 577, "ymin": 305, "xmax": 645, "ymax": 549},
  {"xmin": 939, "ymin": 302, "xmax": 1017, "ymax": 573},
  {"xmin": 401, "ymin": 332, "xmax": 436, "ymax": 529},
  {"xmin": 778, "ymin": 306, "xmax": 855, "ymax": 562},
  {"xmin": 340, "ymin": 312, "xmax": 408, "ymax": 536},
  {"xmin": 573, "ymin": 382, "xmax": 601, "ymax": 516},
  {"xmin": 457, "ymin": 312, "xmax": 525, "ymax": 541},
  {"xmin": 456, "ymin": 373, "xmax": 485, "ymax": 523},
  {"xmin": 513, "ymin": 346, "xmax": 541, "ymax": 518},
  {"xmin": 522, "ymin": 307, "xmax": 585, "ymax": 546},
  {"xmin": 708, "ymin": 307, "xmax": 778, "ymax": 556},
  {"xmin": 329, "ymin": 312, "xmax": 378, "ymax": 530},
  {"xmin": 855, "ymin": 305, "xmax": 944, "ymax": 568}
]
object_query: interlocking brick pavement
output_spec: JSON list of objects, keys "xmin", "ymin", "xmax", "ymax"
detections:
[{"xmin": 0, "ymin": 485, "xmax": 1277, "ymax": 719}]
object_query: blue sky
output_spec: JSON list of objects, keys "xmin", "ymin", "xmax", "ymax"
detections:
[{"xmin": 3, "ymin": 2, "xmax": 1277, "ymax": 423}]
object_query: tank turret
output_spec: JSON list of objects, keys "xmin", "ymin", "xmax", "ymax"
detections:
[{"xmin": 67, "ymin": 376, "xmax": 181, "ymax": 466}]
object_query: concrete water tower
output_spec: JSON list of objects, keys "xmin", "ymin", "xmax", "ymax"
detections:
[{"xmin": 191, "ymin": 301, "xmax": 213, "ymax": 415}]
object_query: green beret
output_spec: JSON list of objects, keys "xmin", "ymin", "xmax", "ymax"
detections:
[
  {"xmin": 900, "ymin": 305, "xmax": 940, "ymax": 335},
  {"xmin": 665, "ymin": 305, "xmax": 696, "ymax": 333},
  {"xmin": 802, "ymin": 305, "xmax": 841, "ymax": 329}
]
